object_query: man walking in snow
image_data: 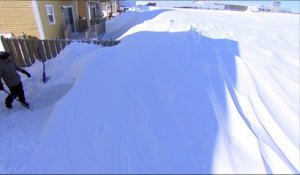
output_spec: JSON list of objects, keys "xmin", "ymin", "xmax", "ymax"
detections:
[{"xmin": 0, "ymin": 51, "xmax": 31, "ymax": 109}]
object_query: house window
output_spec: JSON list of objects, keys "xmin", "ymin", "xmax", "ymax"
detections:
[{"xmin": 45, "ymin": 4, "xmax": 56, "ymax": 25}]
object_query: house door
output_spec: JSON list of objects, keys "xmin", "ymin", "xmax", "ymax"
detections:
[{"xmin": 63, "ymin": 7, "xmax": 75, "ymax": 33}]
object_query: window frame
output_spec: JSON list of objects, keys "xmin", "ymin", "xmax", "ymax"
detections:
[{"xmin": 45, "ymin": 4, "xmax": 56, "ymax": 25}]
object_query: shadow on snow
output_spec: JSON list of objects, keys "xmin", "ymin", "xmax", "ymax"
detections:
[
  {"xmin": 99, "ymin": 30, "xmax": 239, "ymax": 173},
  {"xmin": 26, "ymin": 30, "xmax": 239, "ymax": 173}
]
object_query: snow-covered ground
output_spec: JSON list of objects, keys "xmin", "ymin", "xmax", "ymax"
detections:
[{"xmin": 0, "ymin": 6, "xmax": 299, "ymax": 174}]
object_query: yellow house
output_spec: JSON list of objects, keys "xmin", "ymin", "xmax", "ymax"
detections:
[{"xmin": 0, "ymin": 0, "xmax": 115, "ymax": 39}]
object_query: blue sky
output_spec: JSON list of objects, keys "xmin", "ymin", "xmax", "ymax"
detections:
[
  {"xmin": 218, "ymin": 1, "xmax": 300, "ymax": 13},
  {"xmin": 134, "ymin": 1, "xmax": 300, "ymax": 13}
]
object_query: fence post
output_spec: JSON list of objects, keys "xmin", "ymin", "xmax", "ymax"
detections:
[
  {"xmin": 19, "ymin": 39, "xmax": 32, "ymax": 66},
  {"xmin": 5, "ymin": 39, "xmax": 21, "ymax": 66},
  {"xmin": 13, "ymin": 39, "xmax": 26, "ymax": 66},
  {"xmin": 49, "ymin": 40, "xmax": 57, "ymax": 58},
  {"xmin": 33, "ymin": 39, "xmax": 41, "ymax": 61},
  {"xmin": 26, "ymin": 39, "xmax": 37, "ymax": 64},
  {"xmin": 61, "ymin": 39, "xmax": 67, "ymax": 49},
  {"xmin": 43, "ymin": 40, "xmax": 52, "ymax": 59},
  {"xmin": 37, "ymin": 40, "xmax": 47, "ymax": 61},
  {"xmin": 55, "ymin": 39, "xmax": 62, "ymax": 54}
]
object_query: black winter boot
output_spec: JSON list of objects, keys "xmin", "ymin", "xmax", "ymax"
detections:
[
  {"xmin": 22, "ymin": 102, "xmax": 29, "ymax": 108},
  {"xmin": 5, "ymin": 101, "xmax": 12, "ymax": 109},
  {"xmin": 5, "ymin": 96, "xmax": 13, "ymax": 109}
]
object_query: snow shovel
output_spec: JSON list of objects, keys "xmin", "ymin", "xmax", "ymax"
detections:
[{"xmin": 37, "ymin": 46, "xmax": 49, "ymax": 83}]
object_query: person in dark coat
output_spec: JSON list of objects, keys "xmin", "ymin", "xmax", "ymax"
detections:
[{"xmin": 0, "ymin": 51, "xmax": 31, "ymax": 109}]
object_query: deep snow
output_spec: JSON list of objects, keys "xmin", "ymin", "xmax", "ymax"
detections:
[{"xmin": 0, "ymin": 6, "xmax": 299, "ymax": 174}]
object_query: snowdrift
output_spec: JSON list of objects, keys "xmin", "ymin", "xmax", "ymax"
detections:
[{"xmin": 0, "ymin": 7, "xmax": 298, "ymax": 174}]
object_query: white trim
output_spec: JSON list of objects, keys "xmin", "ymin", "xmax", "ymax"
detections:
[
  {"xmin": 62, "ymin": 5, "xmax": 76, "ymax": 23},
  {"xmin": 76, "ymin": 0, "xmax": 79, "ymax": 19},
  {"xmin": 87, "ymin": 2, "xmax": 91, "ymax": 20},
  {"xmin": 62, "ymin": 5, "xmax": 76, "ymax": 33},
  {"xmin": 31, "ymin": 0, "xmax": 45, "ymax": 39},
  {"xmin": 86, "ymin": 1, "xmax": 91, "ymax": 27},
  {"xmin": 45, "ymin": 4, "xmax": 56, "ymax": 25}
]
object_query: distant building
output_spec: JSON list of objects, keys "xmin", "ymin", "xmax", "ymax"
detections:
[
  {"xmin": 146, "ymin": 2, "xmax": 156, "ymax": 6},
  {"xmin": 247, "ymin": 5, "xmax": 260, "ymax": 12},
  {"xmin": 246, "ymin": 1, "xmax": 290, "ymax": 13},
  {"xmin": 195, "ymin": 1, "xmax": 291, "ymax": 13},
  {"xmin": 192, "ymin": 2, "xmax": 225, "ymax": 10},
  {"xmin": 224, "ymin": 4, "xmax": 248, "ymax": 11},
  {"xmin": 247, "ymin": 4, "xmax": 291, "ymax": 13},
  {"xmin": 193, "ymin": 2, "xmax": 247, "ymax": 11}
]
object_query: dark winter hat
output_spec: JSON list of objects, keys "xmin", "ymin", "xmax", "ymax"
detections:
[{"xmin": 0, "ymin": 51, "xmax": 10, "ymax": 60}]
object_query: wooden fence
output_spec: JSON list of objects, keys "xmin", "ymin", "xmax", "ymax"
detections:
[{"xmin": 1, "ymin": 36, "xmax": 120, "ymax": 67}]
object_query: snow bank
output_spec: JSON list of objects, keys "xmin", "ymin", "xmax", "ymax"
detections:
[
  {"xmin": 1, "ymin": 7, "xmax": 299, "ymax": 174},
  {"xmin": 105, "ymin": 11, "xmax": 138, "ymax": 36},
  {"xmin": 27, "ymin": 9, "xmax": 300, "ymax": 173},
  {"xmin": 28, "ymin": 29, "xmax": 230, "ymax": 174},
  {"xmin": 104, "ymin": 8, "xmax": 168, "ymax": 40},
  {"xmin": 0, "ymin": 42, "xmax": 102, "ymax": 173}
]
